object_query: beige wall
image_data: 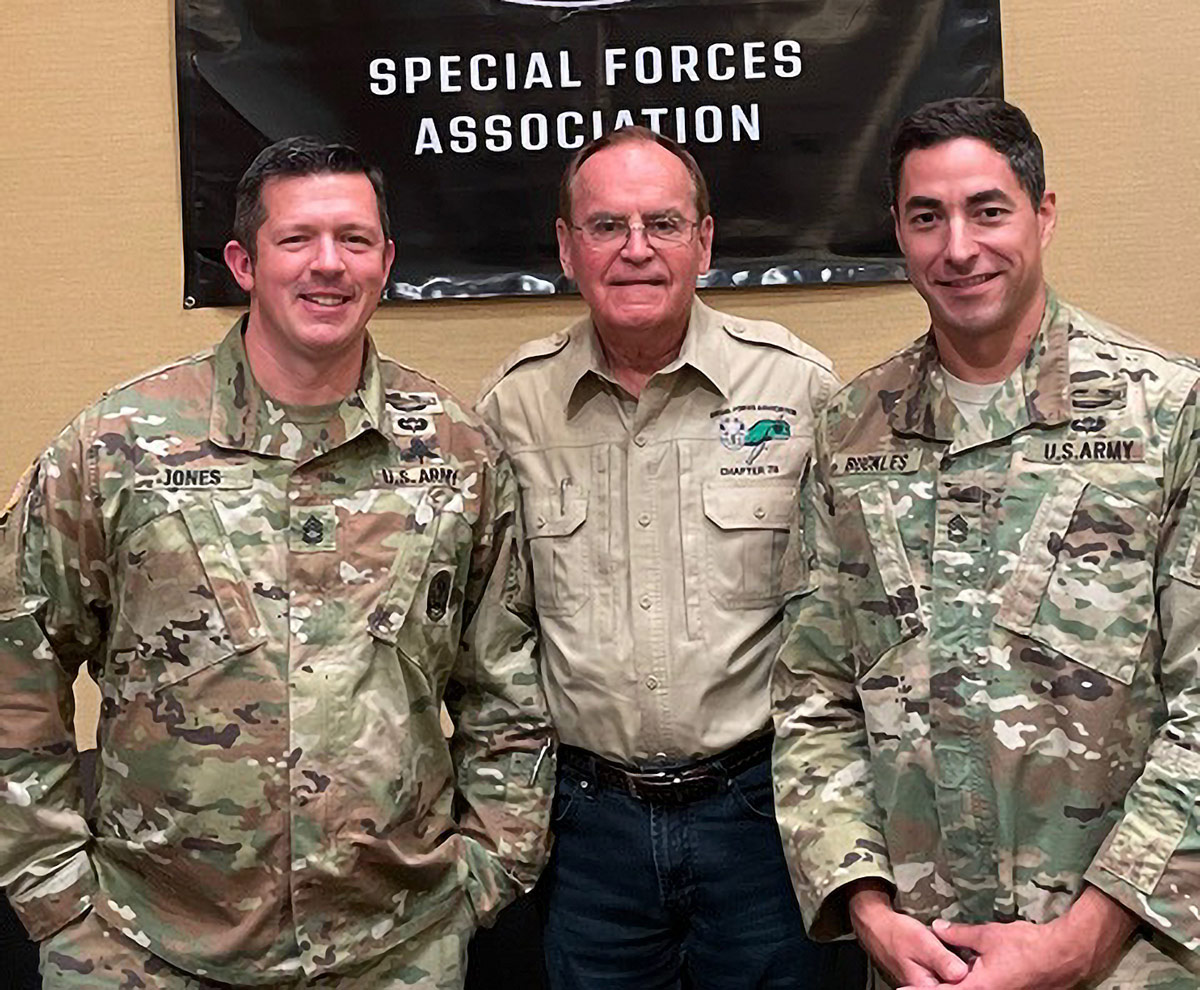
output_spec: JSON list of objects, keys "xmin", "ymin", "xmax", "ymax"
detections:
[{"xmin": 2, "ymin": 1, "xmax": 1198, "ymax": 741}]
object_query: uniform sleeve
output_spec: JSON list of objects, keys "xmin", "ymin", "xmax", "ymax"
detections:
[
  {"xmin": 1084, "ymin": 384, "xmax": 1200, "ymax": 949},
  {"xmin": 0, "ymin": 418, "xmax": 105, "ymax": 940},
  {"xmin": 771, "ymin": 433, "xmax": 893, "ymax": 941},
  {"xmin": 444, "ymin": 452, "xmax": 555, "ymax": 926}
]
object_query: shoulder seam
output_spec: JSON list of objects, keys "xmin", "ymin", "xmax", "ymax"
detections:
[
  {"xmin": 101, "ymin": 348, "xmax": 215, "ymax": 398},
  {"xmin": 477, "ymin": 331, "xmax": 572, "ymax": 401}
]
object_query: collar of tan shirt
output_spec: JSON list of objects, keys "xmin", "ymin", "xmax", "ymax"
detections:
[{"xmin": 560, "ymin": 298, "xmax": 735, "ymax": 412}]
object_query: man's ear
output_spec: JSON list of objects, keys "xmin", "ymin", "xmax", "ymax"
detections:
[
  {"xmin": 697, "ymin": 214, "xmax": 714, "ymax": 275},
  {"xmin": 1037, "ymin": 190, "xmax": 1058, "ymax": 249},
  {"xmin": 890, "ymin": 205, "xmax": 905, "ymax": 254},
  {"xmin": 224, "ymin": 239, "xmax": 255, "ymax": 293},
  {"xmin": 555, "ymin": 218, "xmax": 576, "ymax": 281}
]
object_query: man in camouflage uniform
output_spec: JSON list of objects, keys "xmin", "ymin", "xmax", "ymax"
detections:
[
  {"xmin": 772, "ymin": 97, "xmax": 1200, "ymax": 989},
  {"xmin": 0, "ymin": 137, "xmax": 554, "ymax": 988},
  {"xmin": 477, "ymin": 126, "xmax": 862, "ymax": 988}
]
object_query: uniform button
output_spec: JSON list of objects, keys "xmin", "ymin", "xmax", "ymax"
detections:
[
  {"xmin": 536, "ymin": 516, "xmax": 546, "ymax": 529},
  {"xmin": 634, "ymin": 435, "xmax": 647, "ymax": 447},
  {"xmin": 638, "ymin": 512, "xmax": 651, "ymax": 527},
  {"xmin": 645, "ymin": 676, "xmax": 659, "ymax": 690},
  {"xmin": 754, "ymin": 505, "xmax": 766, "ymax": 520},
  {"xmin": 639, "ymin": 594, "xmax": 653, "ymax": 610}
]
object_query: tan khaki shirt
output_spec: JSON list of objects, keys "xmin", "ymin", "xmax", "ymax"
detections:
[{"xmin": 478, "ymin": 299, "xmax": 837, "ymax": 763}]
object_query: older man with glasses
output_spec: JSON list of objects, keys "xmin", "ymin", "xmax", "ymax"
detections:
[{"xmin": 476, "ymin": 126, "xmax": 864, "ymax": 990}]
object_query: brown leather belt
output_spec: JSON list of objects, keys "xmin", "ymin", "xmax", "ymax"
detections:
[{"xmin": 557, "ymin": 734, "xmax": 773, "ymax": 805}]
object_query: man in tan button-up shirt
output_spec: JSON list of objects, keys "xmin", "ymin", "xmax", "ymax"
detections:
[{"xmin": 476, "ymin": 126, "xmax": 864, "ymax": 989}]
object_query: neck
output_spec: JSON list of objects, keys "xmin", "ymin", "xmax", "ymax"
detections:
[
  {"xmin": 933, "ymin": 286, "xmax": 1047, "ymax": 384},
  {"xmin": 243, "ymin": 315, "xmax": 364, "ymax": 406},
  {"xmin": 594, "ymin": 313, "xmax": 689, "ymax": 398}
]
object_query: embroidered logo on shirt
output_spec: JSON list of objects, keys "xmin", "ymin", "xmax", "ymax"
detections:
[
  {"xmin": 139, "ymin": 465, "xmax": 254, "ymax": 490},
  {"xmin": 393, "ymin": 413, "xmax": 436, "ymax": 437},
  {"xmin": 946, "ymin": 514, "xmax": 970, "ymax": 544},
  {"xmin": 1030, "ymin": 438, "xmax": 1145, "ymax": 463},
  {"xmin": 289, "ymin": 505, "xmax": 337, "ymax": 552},
  {"xmin": 426, "ymin": 568, "xmax": 453, "ymax": 622},
  {"xmin": 1070, "ymin": 415, "xmax": 1107, "ymax": 434},
  {"xmin": 376, "ymin": 466, "xmax": 461, "ymax": 487},
  {"xmin": 391, "ymin": 391, "xmax": 444, "ymax": 415},
  {"xmin": 717, "ymin": 416, "xmax": 792, "ymax": 465},
  {"xmin": 300, "ymin": 515, "xmax": 325, "ymax": 545},
  {"xmin": 1071, "ymin": 381, "xmax": 1127, "ymax": 412},
  {"xmin": 831, "ymin": 452, "xmax": 922, "ymax": 475}
]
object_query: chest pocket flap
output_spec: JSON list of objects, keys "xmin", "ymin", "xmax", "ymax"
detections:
[
  {"xmin": 177, "ymin": 499, "xmax": 265, "ymax": 654},
  {"xmin": 522, "ymin": 487, "xmax": 589, "ymax": 617},
  {"xmin": 702, "ymin": 481, "xmax": 797, "ymax": 609},
  {"xmin": 995, "ymin": 472, "xmax": 1157, "ymax": 685},
  {"xmin": 702, "ymin": 482, "xmax": 793, "ymax": 531},
  {"xmin": 113, "ymin": 494, "xmax": 265, "ymax": 694},
  {"xmin": 831, "ymin": 480, "xmax": 926, "ymax": 672}
]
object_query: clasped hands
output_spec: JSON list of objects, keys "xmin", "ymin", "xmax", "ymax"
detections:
[{"xmin": 846, "ymin": 881, "xmax": 1137, "ymax": 990}]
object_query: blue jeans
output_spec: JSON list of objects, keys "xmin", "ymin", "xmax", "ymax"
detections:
[{"xmin": 541, "ymin": 752, "xmax": 865, "ymax": 990}]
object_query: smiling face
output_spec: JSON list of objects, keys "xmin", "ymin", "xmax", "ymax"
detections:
[
  {"xmin": 893, "ymin": 136, "xmax": 1056, "ymax": 353},
  {"xmin": 557, "ymin": 140, "xmax": 713, "ymax": 343},
  {"xmin": 224, "ymin": 171, "xmax": 395, "ymax": 368}
]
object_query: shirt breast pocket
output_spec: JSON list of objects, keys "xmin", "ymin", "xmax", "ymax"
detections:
[
  {"xmin": 112, "ymin": 495, "xmax": 265, "ymax": 693},
  {"xmin": 833, "ymin": 481, "xmax": 926, "ymax": 674},
  {"xmin": 702, "ymin": 481, "xmax": 798, "ymax": 609},
  {"xmin": 522, "ymin": 487, "xmax": 590, "ymax": 617},
  {"xmin": 994, "ymin": 472, "xmax": 1157, "ymax": 685}
]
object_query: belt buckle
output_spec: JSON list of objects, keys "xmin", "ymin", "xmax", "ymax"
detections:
[{"xmin": 627, "ymin": 767, "xmax": 717, "ymax": 804}]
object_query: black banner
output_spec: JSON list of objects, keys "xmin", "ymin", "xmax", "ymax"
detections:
[{"xmin": 176, "ymin": 0, "xmax": 1002, "ymax": 306}]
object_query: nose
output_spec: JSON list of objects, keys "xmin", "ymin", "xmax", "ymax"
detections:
[
  {"xmin": 619, "ymin": 223, "xmax": 655, "ymax": 264},
  {"xmin": 944, "ymin": 216, "xmax": 979, "ymax": 269},
  {"xmin": 311, "ymin": 234, "xmax": 347, "ymax": 275}
]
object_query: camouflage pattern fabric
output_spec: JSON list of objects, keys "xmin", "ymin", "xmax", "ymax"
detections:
[
  {"xmin": 0, "ymin": 318, "xmax": 554, "ymax": 985},
  {"xmin": 40, "ymin": 906, "xmax": 469, "ymax": 989},
  {"xmin": 772, "ymin": 291, "xmax": 1200, "ymax": 983}
]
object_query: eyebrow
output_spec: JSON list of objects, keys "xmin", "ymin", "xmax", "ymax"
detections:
[
  {"xmin": 582, "ymin": 208, "xmax": 684, "ymax": 221},
  {"xmin": 902, "ymin": 188, "xmax": 1017, "ymax": 212},
  {"xmin": 965, "ymin": 188, "xmax": 1015, "ymax": 206},
  {"xmin": 902, "ymin": 195, "xmax": 942, "ymax": 212}
]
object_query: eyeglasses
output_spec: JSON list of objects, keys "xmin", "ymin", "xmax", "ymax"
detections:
[{"xmin": 568, "ymin": 214, "xmax": 700, "ymax": 247}]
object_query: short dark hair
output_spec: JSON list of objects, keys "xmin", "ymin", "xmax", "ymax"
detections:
[
  {"xmin": 889, "ymin": 97, "xmax": 1046, "ymax": 210},
  {"xmin": 558, "ymin": 126, "xmax": 711, "ymax": 222},
  {"xmin": 232, "ymin": 136, "xmax": 391, "ymax": 260}
]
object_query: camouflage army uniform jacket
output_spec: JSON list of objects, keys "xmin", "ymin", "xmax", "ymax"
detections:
[
  {"xmin": 773, "ymin": 292, "xmax": 1200, "ymax": 977},
  {"xmin": 0, "ymin": 320, "xmax": 554, "ymax": 984}
]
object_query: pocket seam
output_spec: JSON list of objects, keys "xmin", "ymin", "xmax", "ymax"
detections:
[
  {"xmin": 523, "ymin": 489, "xmax": 590, "ymax": 618},
  {"xmin": 845, "ymin": 482, "xmax": 926, "ymax": 673},
  {"xmin": 996, "ymin": 475, "xmax": 1152, "ymax": 686},
  {"xmin": 368, "ymin": 531, "xmax": 437, "ymax": 645}
]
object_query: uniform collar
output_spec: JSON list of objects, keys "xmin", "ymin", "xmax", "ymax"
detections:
[
  {"xmin": 562, "ymin": 297, "xmax": 731, "ymax": 411},
  {"xmin": 208, "ymin": 315, "xmax": 388, "ymax": 459},
  {"xmin": 887, "ymin": 286, "xmax": 1071, "ymax": 445}
]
